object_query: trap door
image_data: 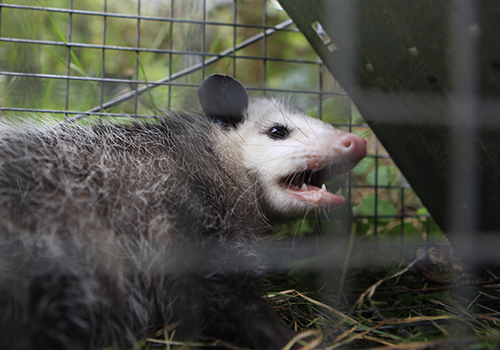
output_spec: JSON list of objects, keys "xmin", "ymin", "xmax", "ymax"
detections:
[{"xmin": 278, "ymin": 0, "xmax": 500, "ymax": 261}]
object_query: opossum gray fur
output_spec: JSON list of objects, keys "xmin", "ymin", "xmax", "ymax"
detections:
[{"xmin": 0, "ymin": 75, "xmax": 366, "ymax": 350}]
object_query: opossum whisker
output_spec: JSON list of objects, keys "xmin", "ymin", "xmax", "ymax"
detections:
[
  {"xmin": 359, "ymin": 129, "xmax": 373, "ymax": 138},
  {"xmin": 350, "ymin": 162, "xmax": 369, "ymax": 176},
  {"xmin": 301, "ymin": 209, "xmax": 314, "ymax": 224},
  {"xmin": 296, "ymin": 112, "xmax": 322, "ymax": 141},
  {"xmin": 319, "ymin": 207, "xmax": 331, "ymax": 221},
  {"xmin": 285, "ymin": 98, "xmax": 323, "ymax": 141},
  {"xmin": 271, "ymin": 98, "xmax": 313, "ymax": 140}
]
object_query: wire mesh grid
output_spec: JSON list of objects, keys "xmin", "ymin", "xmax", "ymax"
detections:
[
  {"xmin": 0, "ymin": 0, "xmax": 499, "ymax": 349},
  {"xmin": 0, "ymin": 1, "xmax": 329, "ymax": 118}
]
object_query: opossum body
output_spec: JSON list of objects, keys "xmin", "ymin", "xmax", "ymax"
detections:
[{"xmin": 0, "ymin": 75, "xmax": 366, "ymax": 350}]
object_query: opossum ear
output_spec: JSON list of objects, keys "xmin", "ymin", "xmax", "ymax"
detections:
[{"xmin": 198, "ymin": 74, "xmax": 248, "ymax": 127}]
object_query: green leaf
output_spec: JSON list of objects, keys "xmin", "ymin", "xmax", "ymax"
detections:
[
  {"xmin": 416, "ymin": 207, "xmax": 428, "ymax": 216},
  {"xmin": 137, "ymin": 56, "xmax": 158, "ymax": 112},
  {"xmin": 39, "ymin": 2, "xmax": 88, "ymax": 78},
  {"xmin": 360, "ymin": 194, "xmax": 398, "ymax": 223},
  {"xmin": 366, "ymin": 165, "xmax": 394, "ymax": 187}
]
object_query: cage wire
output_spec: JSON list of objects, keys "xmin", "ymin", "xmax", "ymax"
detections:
[{"xmin": 0, "ymin": 0, "xmax": 499, "ymax": 349}]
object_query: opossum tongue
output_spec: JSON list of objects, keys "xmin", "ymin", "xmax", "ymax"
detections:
[{"xmin": 283, "ymin": 170, "xmax": 345, "ymax": 207}]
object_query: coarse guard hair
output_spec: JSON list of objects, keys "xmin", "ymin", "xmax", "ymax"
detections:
[{"xmin": 0, "ymin": 74, "xmax": 366, "ymax": 350}]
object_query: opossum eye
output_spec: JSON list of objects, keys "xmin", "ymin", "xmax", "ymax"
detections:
[{"xmin": 267, "ymin": 125, "xmax": 290, "ymax": 140}]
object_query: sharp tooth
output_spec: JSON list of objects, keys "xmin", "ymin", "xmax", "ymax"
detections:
[
  {"xmin": 301, "ymin": 183, "xmax": 308, "ymax": 191},
  {"xmin": 321, "ymin": 184, "xmax": 327, "ymax": 191},
  {"xmin": 336, "ymin": 187, "xmax": 342, "ymax": 195}
]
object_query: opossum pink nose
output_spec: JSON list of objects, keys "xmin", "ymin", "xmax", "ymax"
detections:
[{"xmin": 339, "ymin": 134, "xmax": 367, "ymax": 162}]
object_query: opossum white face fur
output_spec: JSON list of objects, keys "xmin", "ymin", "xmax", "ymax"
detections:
[
  {"xmin": 0, "ymin": 74, "xmax": 366, "ymax": 350},
  {"xmin": 199, "ymin": 75, "xmax": 367, "ymax": 219}
]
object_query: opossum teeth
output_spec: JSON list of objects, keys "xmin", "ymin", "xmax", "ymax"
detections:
[
  {"xmin": 284, "ymin": 169, "xmax": 334, "ymax": 193},
  {"xmin": 336, "ymin": 187, "xmax": 342, "ymax": 195}
]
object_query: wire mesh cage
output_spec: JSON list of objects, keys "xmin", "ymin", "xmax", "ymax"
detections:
[{"xmin": 0, "ymin": 0, "xmax": 499, "ymax": 349}]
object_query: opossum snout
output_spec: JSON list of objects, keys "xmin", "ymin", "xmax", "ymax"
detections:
[
  {"xmin": 337, "ymin": 133, "xmax": 367, "ymax": 164},
  {"xmin": 306, "ymin": 133, "xmax": 366, "ymax": 173}
]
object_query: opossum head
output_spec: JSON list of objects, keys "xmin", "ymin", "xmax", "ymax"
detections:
[{"xmin": 199, "ymin": 74, "xmax": 366, "ymax": 219}]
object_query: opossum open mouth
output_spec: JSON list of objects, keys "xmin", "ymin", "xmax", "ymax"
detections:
[{"xmin": 282, "ymin": 167, "xmax": 346, "ymax": 207}]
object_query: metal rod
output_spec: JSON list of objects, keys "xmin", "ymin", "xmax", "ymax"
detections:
[
  {"xmin": 0, "ymin": 3, "xmax": 299, "ymax": 31},
  {"xmin": 65, "ymin": 19, "xmax": 295, "ymax": 123}
]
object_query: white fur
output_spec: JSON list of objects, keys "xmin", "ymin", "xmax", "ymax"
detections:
[{"xmin": 217, "ymin": 98, "xmax": 363, "ymax": 218}]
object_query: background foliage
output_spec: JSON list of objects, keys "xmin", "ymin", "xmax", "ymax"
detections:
[{"xmin": 3, "ymin": 1, "xmax": 495, "ymax": 350}]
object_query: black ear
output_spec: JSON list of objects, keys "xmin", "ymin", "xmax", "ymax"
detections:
[{"xmin": 198, "ymin": 74, "xmax": 248, "ymax": 127}]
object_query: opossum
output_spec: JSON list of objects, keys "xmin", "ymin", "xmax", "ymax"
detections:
[{"xmin": 0, "ymin": 74, "xmax": 366, "ymax": 350}]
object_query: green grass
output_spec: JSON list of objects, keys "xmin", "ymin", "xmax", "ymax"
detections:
[{"xmin": 3, "ymin": 1, "xmax": 499, "ymax": 349}]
